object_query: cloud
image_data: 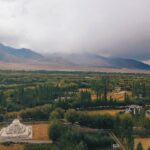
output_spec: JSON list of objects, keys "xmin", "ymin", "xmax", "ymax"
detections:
[{"xmin": 0, "ymin": 0, "xmax": 150, "ymax": 61}]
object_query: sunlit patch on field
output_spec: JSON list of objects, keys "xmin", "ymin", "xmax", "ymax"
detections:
[
  {"xmin": 108, "ymin": 91, "xmax": 132, "ymax": 101},
  {"xmin": 86, "ymin": 109, "xmax": 124, "ymax": 116},
  {"xmin": 79, "ymin": 88, "xmax": 92, "ymax": 92},
  {"xmin": 134, "ymin": 138, "xmax": 150, "ymax": 150}
]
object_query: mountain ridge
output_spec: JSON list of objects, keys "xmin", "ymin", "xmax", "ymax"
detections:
[
  {"xmin": 0, "ymin": 43, "xmax": 150, "ymax": 70},
  {"xmin": 46, "ymin": 52, "xmax": 150, "ymax": 70},
  {"xmin": 0, "ymin": 43, "xmax": 43, "ymax": 63}
]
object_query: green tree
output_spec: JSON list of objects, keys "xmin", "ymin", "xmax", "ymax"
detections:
[
  {"xmin": 120, "ymin": 114, "xmax": 133, "ymax": 133},
  {"xmin": 124, "ymin": 92, "xmax": 130, "ymax": 103},
  {"xmin": 80, "ymin": 91, "xmax": 91, "ymax": 108},
  {"xmin": 50, "ymin": 108, "xmax": 65, "ymax": 120},
  {"xmin": 91, "ymin": 79, "xmax": 103, "ymax": 101},
  {"xmin": 65, "ymin": 109, "xmax": 78, "ymax": 124},
  {"xmin": 48, "ymin": 120, "xmax": 63, "ymax": 142},
  {"xmin": 136, "ymin": 142, "xmax": 143, "ymax": 150},
  {"xmin": 0, "ymin": 90, "xmax": 6, "ymax": 106},
  {"xmin": 143, "ymin": 117, "xmax": 150, "ymax": 129},
  {"xmin": 102, "ymin": 76, "xmax": 109, "ymax": 101},
  {"xmin": 119, "ymin": 114, "xmax": 134, "ymax": 150}
]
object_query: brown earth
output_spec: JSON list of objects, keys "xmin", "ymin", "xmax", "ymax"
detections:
[
  {"xmin": 32, "ymin": 123, "xmax": 49, "ymax": 140},
  {"xmin": 0, "ymin": 62, "xmax": 150, "ymax": 74},
  {"xmin": 134, "ymin": 138, "xmax": 150, "ymax": 150}
]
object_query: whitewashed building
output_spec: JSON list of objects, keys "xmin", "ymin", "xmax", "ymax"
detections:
[
  {"xmin": 125, "ymin": 105, "xmax": 142, "ymax": 115},
  {"xmin": 146, "ymin": 110, "xmax": 150, "ymax": 117},
  {"xmin": 0, "ymin": 119, "xmax": 32, "ymax": 140}
]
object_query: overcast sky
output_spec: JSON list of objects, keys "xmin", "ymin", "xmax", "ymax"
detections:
[{"xmin": 0, "ymin": 0, "xmax": 150, "ymax": 63}]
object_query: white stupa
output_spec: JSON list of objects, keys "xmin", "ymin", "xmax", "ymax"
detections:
[{"xmin": 0, "ymin": 119, "xmax": 32, "ymax": 140}]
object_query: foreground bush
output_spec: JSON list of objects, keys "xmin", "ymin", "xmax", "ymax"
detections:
[
  {"xmin": 24, "ymin": 144, "xmax": 58, "ymax": 150},
  {"xmin": 143, "ymin": 117, "xmax": 150, "ymax": 129},
  {"xmin": 59, "ymin": 127, "xmax": 113, "ymax": 150},
  {"xmin": 48, "ymin": 118, "xmax": 113, "ymax": 150}
]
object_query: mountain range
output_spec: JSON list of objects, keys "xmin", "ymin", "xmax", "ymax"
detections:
[
  {"xmin": 0, "ymin": 43, "xmax": 150, "ymax": 71},
  {"xmin": 0, "ymin": 43, "xmax": 42, "ymax": 63}
]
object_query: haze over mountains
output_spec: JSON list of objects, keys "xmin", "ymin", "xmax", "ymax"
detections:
[{"xmin": 0, "ymin": 43, "xmax": 150, "ymax": 71}]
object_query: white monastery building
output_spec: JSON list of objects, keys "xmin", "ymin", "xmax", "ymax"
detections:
[{"xmin": 0, "ymin": 119, "xmax": 32, "ymax": 140}]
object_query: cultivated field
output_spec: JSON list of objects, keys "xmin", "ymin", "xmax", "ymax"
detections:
[
  {"xmin": 27, "ymin": 122, "xmax": 49, "ymax": 140},
  {"xmin": 134, "ymin": 138, "xmax": 150, "ymax": 150},
  {"xmin": 86, "ymin": 109, "xmax": 124, "ymax": 116}
]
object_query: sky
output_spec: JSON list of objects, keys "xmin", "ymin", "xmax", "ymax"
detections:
[{"xmin": 0, "ymin": 0, "xmax": 150, "ymax": 63}]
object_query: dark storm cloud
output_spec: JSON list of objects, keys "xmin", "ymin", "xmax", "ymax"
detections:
[{"xmin": 0, "ymin": 0, "xmax": 150, "ymax": 61}]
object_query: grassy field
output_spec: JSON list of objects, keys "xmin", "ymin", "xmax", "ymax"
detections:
[
  {"xmin": 86, "ymin": 109, "xmax": 124, "ymax": 116},
  {"xmin": 134, "ymin": 138, "xmax": 150, "ymax": 150}
]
